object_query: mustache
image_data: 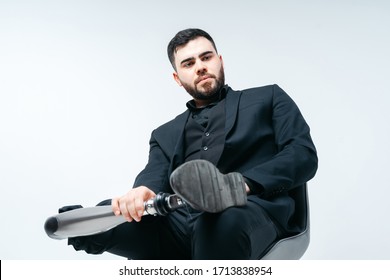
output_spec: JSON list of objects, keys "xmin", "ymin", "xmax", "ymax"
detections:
[{"xmin": 195, "ymin": 73, "xmax": 216, "ymax": 84}]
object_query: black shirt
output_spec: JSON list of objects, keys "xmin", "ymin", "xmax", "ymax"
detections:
[{"xmin": 184, "ymin": 87, "xmax": 227, "ymax": 165}]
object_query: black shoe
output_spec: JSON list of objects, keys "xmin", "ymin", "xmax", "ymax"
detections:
[{"xmin": 170, "ymin": 159, "xmax": 247, "ymax": 213}]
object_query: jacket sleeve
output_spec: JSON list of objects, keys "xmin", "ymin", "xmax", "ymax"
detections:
[
  {"xmin": 132, "ymin": 130, "xmax": 171, "ymax": 194},
  {"xmin": 241, "ymin": 85, "xmax": 318, "ymax": 197}
]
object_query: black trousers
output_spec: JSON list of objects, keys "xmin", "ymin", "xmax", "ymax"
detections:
[{"xmin": 68, "ymin": 198, "xmax": 281, "ymax": 260}]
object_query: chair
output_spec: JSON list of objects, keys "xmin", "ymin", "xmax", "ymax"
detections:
[{"xmin": 261, "ymin": 184, "xmax": 310, "ymax": 260}]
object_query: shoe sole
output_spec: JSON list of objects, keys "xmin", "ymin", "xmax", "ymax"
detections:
[{"xmin": 170, "ymin": 160, "xmax": 247, "ymax": 212}]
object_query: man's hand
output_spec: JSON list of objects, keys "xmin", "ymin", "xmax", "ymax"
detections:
[{"xmin": 112, "ymin": 186, "xmax": 156, "ymax": 222}]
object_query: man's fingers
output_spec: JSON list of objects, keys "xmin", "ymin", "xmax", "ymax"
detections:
[
  {"xmin": 111, "ymin": 197, "xmax": 121, "ymax": 216},
  {"xmin": 121, "ymin": 207, "xmax": 133, "ymax": 222},
  {"xmin": 134, "ymin": 197, "xmax": 145, "ymax": 221}
]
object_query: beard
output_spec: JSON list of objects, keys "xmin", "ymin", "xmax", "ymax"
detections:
[{"xmin": 180, "ymin": 66, "xmax": 225, "ymax": 103}]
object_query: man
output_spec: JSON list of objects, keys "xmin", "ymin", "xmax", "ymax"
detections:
[{"xmin": 68, "ymin": 28, "xmax": 318, "ymax": 259}]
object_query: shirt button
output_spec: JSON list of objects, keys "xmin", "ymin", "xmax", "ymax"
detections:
[
  {"xmin": 205, "ymin": 132, "xmax": 210, "ymax": 137},
  {"xmin": 203, "ymin": 146, "xmax": 208, "ymax": 151}
]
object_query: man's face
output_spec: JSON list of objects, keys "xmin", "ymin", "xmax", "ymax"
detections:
[{"xmin": 173, "ymin": 37, "xmax": 225, "ymax": 107}]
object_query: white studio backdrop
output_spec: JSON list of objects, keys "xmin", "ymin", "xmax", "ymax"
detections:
[{"xmin": 0, "ymin": 0, "xmax": 389, "ymax": 260}]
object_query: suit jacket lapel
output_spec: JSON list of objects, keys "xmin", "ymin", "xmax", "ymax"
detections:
[
  {"xmin": 168, "ymin": 110, "xmax": 189, "ymax": 175},
  {"xmin": 215, "ymin": 88, "xmax": 242, "ymax": 170},
  {"xmin": 224, "ymin": 88, "xmax": 242, "ymax": 137}
]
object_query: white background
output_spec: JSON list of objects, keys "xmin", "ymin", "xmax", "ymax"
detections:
[{"xmin": 1, "ymin": 0, "xmax": 389, "ymax": 260}]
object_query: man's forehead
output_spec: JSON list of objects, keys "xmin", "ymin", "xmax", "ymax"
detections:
[{"xmin": 175, "ymin": 37, "xmax": 216, "ymax": 60}]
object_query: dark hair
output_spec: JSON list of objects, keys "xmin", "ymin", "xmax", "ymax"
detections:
[{"xmin": 167, "ymin": 28, "xmax": 218, "ymax": 69}]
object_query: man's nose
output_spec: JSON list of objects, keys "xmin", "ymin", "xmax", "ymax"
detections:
[{"xmin": 195, "ymin": 60, "xmax": 207, "ymax": 75}]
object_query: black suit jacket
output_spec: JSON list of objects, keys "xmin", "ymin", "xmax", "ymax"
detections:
[{"xmin": 134, "ymin": 84, "xmax": 318, "ymax": 233}]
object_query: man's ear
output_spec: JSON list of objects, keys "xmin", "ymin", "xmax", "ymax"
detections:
[
  {"xmin": 173, "ymin": 72, "xmax": 182, "ymax": 87},
  {"xmin": 219, "ymin": 55, "xmax": 224, "ymax": 68}
]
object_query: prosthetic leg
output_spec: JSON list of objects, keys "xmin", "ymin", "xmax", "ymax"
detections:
[{"xmin": 44, "ymin": 193, "xmax": 185, "ymax": 240}]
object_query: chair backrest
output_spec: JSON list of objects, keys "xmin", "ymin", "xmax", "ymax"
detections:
[{"xmin": 261, "ymin": 184, "xmax": 310, "ymax": 260}]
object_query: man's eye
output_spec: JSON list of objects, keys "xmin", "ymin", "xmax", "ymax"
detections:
[
  {"xmin": 202, "ymin": 56, "xmax": 210, "ymax": 61},
  {"xmin": 183, "ymin": 61, "xmax": 194, "ymax": 68}
]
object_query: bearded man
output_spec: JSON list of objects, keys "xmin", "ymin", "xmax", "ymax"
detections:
[{"xmin": 68, "ymin": 28, "xmax": 318, "ymax": 260}]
